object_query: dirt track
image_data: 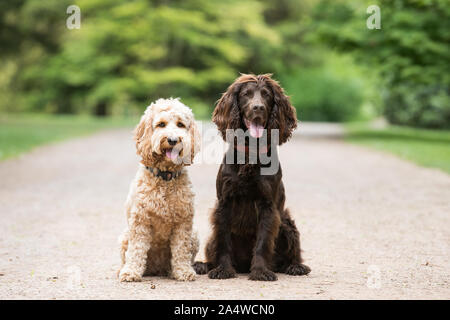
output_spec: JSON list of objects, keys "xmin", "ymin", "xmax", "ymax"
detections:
[{"xmin": 0, "ymin": 123, "xmax": 449, "ymax": 299}]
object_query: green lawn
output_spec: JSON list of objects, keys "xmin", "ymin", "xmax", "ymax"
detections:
[
  {"xmin": 0, "ymin": 114, "xmax": 137, "ymax": 161},
  {"xmin": 345, "ymin": 123, "xmax": 450, "ymax": 174}
]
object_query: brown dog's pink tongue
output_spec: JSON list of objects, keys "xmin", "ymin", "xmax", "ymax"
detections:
[
  {"xmin": 249, "ymin": 122, "xmax": 264, "ymax": 138},
  {"xmin": 165, "ymin": 149, "xmax": 178, "ymax": 160}
]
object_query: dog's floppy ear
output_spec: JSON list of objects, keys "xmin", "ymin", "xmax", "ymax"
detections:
[
  {"xmin": 212, "ymin": 81, "xmax": 242, "ymax": 140},
  {"xmin": 188, "ymin": 119, "xmax": 201, "ymax": 164},
  {"xmin": 134, "ymin": 106, "xmax": 154, "ymax": 165},
  {"xmin": 133, "ymin": 114, "xmax": 147, "ymax": 145},
  {"xmin": 266, "ymin": 76, "xmax": 297, "ymax": 145}
]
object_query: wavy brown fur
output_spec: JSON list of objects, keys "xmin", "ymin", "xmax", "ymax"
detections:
[{"xmin": 194, "ymin": 74, "xmax": 311, "ymax": 281}]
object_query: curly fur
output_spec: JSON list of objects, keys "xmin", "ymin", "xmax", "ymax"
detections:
[
  {"xmin": 194, "ymin": 74, "xmax": 311, "ymax": 281},
  {"xmin": 118, "ymin": 98, "xmax": 200, "ymax": 282}
]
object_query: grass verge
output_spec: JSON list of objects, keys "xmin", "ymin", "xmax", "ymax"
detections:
[
  {"xmin": 345, "ymin": 123, "xmax": 450, "ymax": 174},
  {"xmin": 0, "ymin": 113, "xmax": 138, "ymax": 161}
]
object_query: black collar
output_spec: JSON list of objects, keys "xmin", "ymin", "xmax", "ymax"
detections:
[{"xmin": 145, "ymin": 166, "xmax": 182, "ymax": 181}]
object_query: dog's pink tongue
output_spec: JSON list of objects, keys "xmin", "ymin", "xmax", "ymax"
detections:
[
  {"xmin": 165, "ymin": 149, "xmax": 178, "ymax": 161},
  {"xmin": 249, "ymin": 122, "xmax": 264, "ymax": 138}
]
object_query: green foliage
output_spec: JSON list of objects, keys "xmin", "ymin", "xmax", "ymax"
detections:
[
  {"xmin": 314, "ymin": 0, "xmax": 450, "ymax": 128},
  {"xmin": 3, "ymin": 0, "xmax": 445, "ymax": 126},
  {"xmin": 2, "ymin": 0, "xmax": 310, "ymax": 117},
  {"xmin": 0, "ymin": 0, "xmax": 70, "ymax": 56},
  {"xmin": 383, "ymin": 83, "xmax": 450, "ymax": 128},
  {"xmin": 281, "ymin": 53, "xmax": 366, "ymax": 122},
  {"xmin": 282, "ymin": 68, "xmax": 363, "ymax": 122},
  {"xmin": 345, "ymin": 123, "xmax": 450, "ymax": 173}
]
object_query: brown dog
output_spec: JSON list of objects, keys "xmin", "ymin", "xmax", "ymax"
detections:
[{"xmin": 194, "ymin": 74, "xmax": 311, "ymax": 281}]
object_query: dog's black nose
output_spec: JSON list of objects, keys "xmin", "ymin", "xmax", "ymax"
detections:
[
  {"xmin": 168, "ymin": 137, "xmax": 178, "ymax": 146},
  {"xmin": 252, "ymin": 105, "xmax": 264, "ymax": 112}
]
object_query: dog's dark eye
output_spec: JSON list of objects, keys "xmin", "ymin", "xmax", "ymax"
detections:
[
  {"xmin": 241, "ymin": 90, "xmax": 252, "ymax": 97},
  {"xmin": 157, "ymin": 122, "xmax": 166, "ymax": 128},
  {"xmin": 177, "ymin": 122, "xmax": 185, "ymax": 128}
]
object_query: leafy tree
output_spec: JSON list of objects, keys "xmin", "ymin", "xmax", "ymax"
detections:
[
  {"xmin": 14, "ymin": 0, "xmax": 286, "ymax": 116},
  {"xmin": 0, "ymin": 0, "xmax": 367, "ymax": 121},
  {"xmin": 313, "ymin": 0, "xmax": 450, "ymax": 128},
  {"xmin": 0, "ymin": 0, "xmax": 71, "ymax": 112}
]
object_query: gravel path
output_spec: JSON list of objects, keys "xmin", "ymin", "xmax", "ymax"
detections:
[{"xmin": 0, "ymin": 123, "xmax": 449, "ymax": 299}]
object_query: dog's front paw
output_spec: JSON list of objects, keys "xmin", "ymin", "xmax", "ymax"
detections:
[
  {"xmin": 249, "ymin": 268, "xmax": 278, "ymax": 281},
  {"xmin": 285, "ymin": 264, "xmax": 311, "ymax": 276},
  {"xmin": 119, "ymin": 268, "xmax": 142, "ymax": 282},
  {"xmin": 193, "ymin": 262, "xmax": 209, "ymax": 275},
  {"xmin": 172, "ymin": 268, "xmax": 196, "ymax": 281},
  {"xmin": 208, "ymin": 265, "xmax": 236, "ymax": 279}
]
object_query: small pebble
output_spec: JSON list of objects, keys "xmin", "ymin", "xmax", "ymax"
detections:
[{"xmin": 151, "ymin": 284, "xmax": 156, "ymax": 289}]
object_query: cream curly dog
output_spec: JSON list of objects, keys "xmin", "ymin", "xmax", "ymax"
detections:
[{"xmin": 118, "ymin": 98, "xmax": 201, "ymax": 282}]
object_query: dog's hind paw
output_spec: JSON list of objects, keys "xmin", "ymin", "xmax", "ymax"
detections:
[
  {"xmin": 193, "ymin": 262, "xmax": 209, "ymax": 275},
  {"xmin": 285, "ymin": 264, "xmax": 311, "ymax": 276},
  {"xmin": 249, "ymin": 268, "xmax": 278, "ymax": 281},
  {"xmin": 208, "ymin": 265, "xmax": 236, "ymax": 279}
]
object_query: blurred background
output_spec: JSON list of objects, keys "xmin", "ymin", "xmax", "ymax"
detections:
[{"xmin": 0, "ymin": 0, "xmax": 449, "ymax": 171}]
